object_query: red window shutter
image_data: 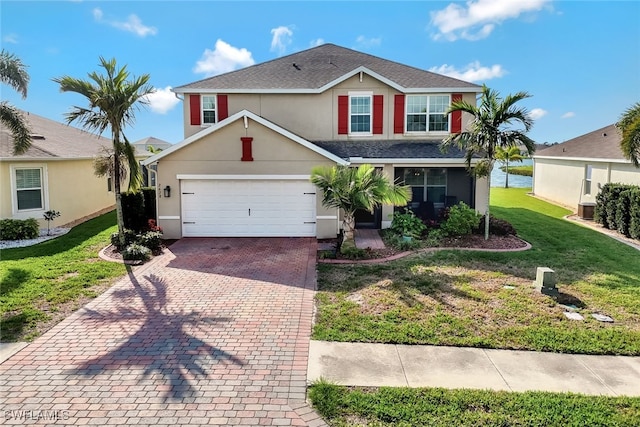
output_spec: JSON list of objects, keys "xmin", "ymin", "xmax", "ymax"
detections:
[
  {"xmin": 189, "ymin": 94, "xmax": 201, "ymax": 126},
  {"xmin": 218, "ymin": 94, "xmax": 228, "ymax": 121},
  {"xmin": 451, "ymin": 93, "xmax": 463, "ymax": 133},
  {"xmin": 241, "ymin": 137, "xmax": 253, "ymax": 161},
  {"xmin": 338, "ymin": 95, "xmax": 348, "ymax": 135},
  {"xmin": 373, "ymin": 95, "xmax": 383, "ymax": 134},
  {"xmin": 394, "ymin": 94, "xmax": 405, "ymax": 134}
]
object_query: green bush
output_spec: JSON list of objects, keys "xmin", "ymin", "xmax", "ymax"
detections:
[
  {"xmin": 122, "ymin": 243, "xmax": 151, "ymax": 261},
  {"xmin": 390, "ymin": 208, "xmax": 426, "ymax": 238},
  {"xmin": 110, "ymin": 229, "xmax": 137, "ymax": 251},
  {"xmin": 440, "ymin": 202, "xmax": 480, "ymax": 237},
  {"xmin": 141, "ymin": 187, "xmax": 156, "ymax": 220},
  {"xmin": 424, "ymin": 228, "xmax": 445, "ymax": 247},
  {"xmin": 0, "ymin": 218, "xmax": 39, "ymax": 240},
  {"xmin": 120, "ymin": 191, "xmax": 147, "ymax": 233},
  {"xmin": 384, "ymin": 232, "xmax": 423, "ymax": 251},
  {"xmin": 138, "ymin": 231, "xmax": 163, "ymax": 253},
  {"xmin": 615, "ymin": 189, "xmax": 633, "ymax": 237},
  {"xmin": 595, "ymin": 183, "xmax": 639, "ymax": 237},
  {"xmin": 475, "ymin": 215, "xmax": 517, "ymax": 236},
  {"xmin": 630, "ymin": 189, "xmax": 640, "ymax": 240}
]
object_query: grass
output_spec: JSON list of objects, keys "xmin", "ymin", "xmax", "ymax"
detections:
[
  {"xmin": 499, "ymin": 165, "xmax": 533, "ymax": 176},
  {"xmin": 314, "ymin": 188, "xmax": 640, "ymax": 355},
  {"xmin": 308, "ymin": 382, "xmax": 640, "ymax": 427},
  {"xmin": 0, "ymin": 211, "xmax": 125, "ymax": 341}
]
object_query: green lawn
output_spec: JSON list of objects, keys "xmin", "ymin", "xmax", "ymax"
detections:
[
  {"xmin": 0, "ymin": 211, "xmax": 125, "ymax": 341},
  {"xmin": 309, "ymin": 383, "xmax": 640, "ymax": 427},
  {"xmin": 314, "ymin": 188, "xmax": 640, "ymax": 354}
]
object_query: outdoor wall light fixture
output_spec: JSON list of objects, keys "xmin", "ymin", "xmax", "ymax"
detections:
[{"xmin": 163, "ymin": 185, "xmax": 171, "ymax": 198}]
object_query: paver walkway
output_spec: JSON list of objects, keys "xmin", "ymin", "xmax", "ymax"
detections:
[
  {"xmin": 354, "ymin": 229, "xmax": 386, "ymax": 250},
  {"xmin": 0, "ymin": 238, "xmax": 326, "ymax": 426},
  {"xmin": 308, "ymin": 341, "xmax": 640, "ymax": 396}
]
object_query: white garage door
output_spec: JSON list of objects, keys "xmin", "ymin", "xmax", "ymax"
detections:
[{"xmin": 181, "ymin": 179, "xmax": 317, "ymax": 237}]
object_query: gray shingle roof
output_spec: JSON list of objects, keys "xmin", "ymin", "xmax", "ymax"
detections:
[
  {"xmin": 535, "ymin": 124, "xmax": 626, "ymax": 160},
  {"xmin": 311, "ymin": 140, "xmax": 469, "ymax": 160},
  {"xmin": 175, "ymin": 43, "xmax": 480, "ymax": 92},
  {"xmin": 0, "ymin": 111, "xmax": 113, "ymax": 159}
]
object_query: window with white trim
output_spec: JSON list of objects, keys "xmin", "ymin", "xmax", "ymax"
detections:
[
  {"xmin": 349, "ymin": 93, "xmax": 372, "ymax": 134},
  {"xmin": 15, "ymin": 167, "xmax": 44, "ymax": 211},
  {"xmin": 202, "ymin": 95, "xmax": 216, "ymax": 125},
  {"xmin": 406, "ymin": 95, "xmax": 450, "ymax": 132},
  {"xmin": 584, "ymin": 164, "xmax": 593, "ymax": 195}
]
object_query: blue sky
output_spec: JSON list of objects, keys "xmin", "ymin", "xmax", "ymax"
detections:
[{"xmin": 2, "ymin": 0, "xmax": 639, "ymax": 145}]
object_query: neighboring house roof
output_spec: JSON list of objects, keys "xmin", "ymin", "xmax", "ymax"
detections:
[
  {"xmin": 312, "ymin": 140, "xmax": 473, "ymax": 163},
  {"xmin": 534, "ymin": 124, "xmax": 627, "ymax": 162},
  {"xmin": 0, "ymin": 111, "xmax": 112, "ymax": 160},
  {"xmin": 142, "ymin": 110, "xmax": 349, "ymax": 166},
  {"xmin": 132, "ymin": 136, "xmax": 172, "ymax": 153},
  {"xmin": 174, "ymin": 43, "xmax": 480, "ymax": 94}
]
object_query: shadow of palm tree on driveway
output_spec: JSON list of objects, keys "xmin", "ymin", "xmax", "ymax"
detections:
[{"xmin": 72, "ymin": 269, "xmax": 243, "ymax": 401}]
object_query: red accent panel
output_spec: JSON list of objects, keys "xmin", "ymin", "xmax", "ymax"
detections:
[
  {"xmin": 451, "ymin": 93, "xmax": 463, "ymax": 133},
  {"xmin": 218, "ymin": 94, "xmax": 228, "ymax": 120},
  {"xmin": 394, "ymin": 94, "xmax": 405, "ymax": 134},
  {"xmin": 189, "ymin": 94, "xmax": 201, "ymax": 126},
  {"xmin": 241, "ymin": 137, "xmax": 254, "ymax": 161},
  {"xmin": 373, "ymin": 95, "xmax": 383, "ymax": 134},
  {"xmin": 338, "ymin": 95, "xmax": 348, "ymax": 135}
]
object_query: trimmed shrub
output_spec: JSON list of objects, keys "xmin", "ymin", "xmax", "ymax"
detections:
[
  {"xmin": 595, "ymin": 183, "xmax": 639, "ymax": 237},
  {"xmin": 475, "ymin": 215, "xmax": 517, "ymax": 236},
  {"xmin": 138, "ymin": 231, "xmax": 163, "ymax": 253},
  {"xmin": 141, "ymin": 187, "xmax": 156, "ymax": 221},
  {"xmin": 0, "ymin": 218, "xmax": 39, "ymax": 240},
  {"xmin": 120, "ymin": 191, "xmax": 146, "ymax": 233},
  {"xmin": 629, "ymin": 188, "xmax": 640, "ymax": 240},
  {"xmin": 390, "ymin": 208, "xmax": 426, "ymax": 238},
  {"xmin": 440, "ymin": 202, "xmax": 480, "ymax": 237},
  {"xmin": 122, "ymin": 243, "xmax": 151, "ymax": 261},
  {"xmin": 110, "ymin": 229, "xmax": 137, "ymax": 251},
  {"xmin": 615, "ymin": 189, "xmax": 633, "ymax": 237}
]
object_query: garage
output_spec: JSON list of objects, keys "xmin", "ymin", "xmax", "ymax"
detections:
[{"xmin": 180, "ymin": 178, "xmax": 317, "ymax": 237}]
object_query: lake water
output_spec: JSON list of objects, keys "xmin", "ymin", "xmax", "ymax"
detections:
[{"xmin": 490, "ymin": 158, "xmax": 533, "ymax": 188}]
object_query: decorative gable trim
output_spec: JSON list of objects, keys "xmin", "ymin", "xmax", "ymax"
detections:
[{"xmin": 142, "ymin": 109, "xmax": 349, "ymax": 166}]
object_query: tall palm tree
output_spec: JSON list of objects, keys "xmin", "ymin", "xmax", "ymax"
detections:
[
  {"xmin": 495, "ymin": 146, "xmax": 524, "ymax": 188},
  {"xmin": 442, "ymin": 85, "xmax": 535, "ymax": 240},
  {"xmin": 53, "ymin": 57, "xmax": 153, "ymax": 245},
  {"xmin": 310, "ymin": 164, "xmax": 410, "ymax": 251},
  {"xmin": 617, "ymin": 102, "xmax": 640, "ymax": 167},
  {"xmin": 0, "ymin": 49, "xmax": 31, "ymax": 155}
]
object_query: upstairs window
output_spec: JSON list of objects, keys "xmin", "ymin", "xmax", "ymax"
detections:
[
  {"xmin": 406, "ymin": 95, "xmax": 450, "ymax": 133},
  {"xmin": 202, "ymin": 95, "xmax": 217, "ymax": 125},
  {"xmin": 350, "ymin": 93, "xmax": 372, "ymax": 134}
]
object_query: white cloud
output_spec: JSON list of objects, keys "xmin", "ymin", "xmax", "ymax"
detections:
[
  {"xmin": 430, "ymin": 0, "xmax": 551, "ymax": 41},
  {"xmin": 93, "ymin": 7, "xmax": 157, "ymax": 37},
  {"xmin": 310, "ymin": 38, "xmax": 325, "ymax": 47},
  {"xmin": 270, "ymin": 26, "xmax": 293, "ymax": 55},
  {"xmin": 3, "ymin": 33, "xmax": 19, "ymax": 44},
  {"xmin": 429, "ymin": 61, "xmax": 506, "ymax": 82},
  {"xmin": 143, "ymin": 86, "xmax": 180, "ymax": 114},
  {"xmin": 561, "ymin": 111, "xmax": 575, "ymax": 119},
  {"xmin": 529, "ymin": 108, "xmax": 548, "ymax": 120},
  {"xmin": 355, "ymin": 35, "xmax": 382, "ymax": 49},
  {"xmin": 193, "ymin": 39, "xmax": 255, "ymax": 77}
]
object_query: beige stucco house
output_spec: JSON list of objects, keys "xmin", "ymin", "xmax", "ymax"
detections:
[
  {"xmin": 533, "ymin": 124, "xmax": 640, "ymax": 211},
  {"xmin": 0, "ymin": 112, "xmax": 143, "ymax": 228},
  {"xmin": 143, "ymin": 43, "xmax": 488, "ymax": 239}
]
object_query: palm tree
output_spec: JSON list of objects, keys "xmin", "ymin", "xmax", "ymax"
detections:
[
  {"xmin": 0, "ymin": 49, "xmax": 31, "ymax": 155},
  {"xmin": 53, "ymin": 57, "xmax": 153, "ymax": 245},
  {"xmin": 310, "ymin": 164, "xmax": 411, "ymax": 251},
  {"xmin": 495, "ymin": 146, "xmax": 524, "ymax": 188},
  {"xmin": 442, "ymin": 85, "xmax": 535, "ymax": 240},
  {"xmin": 617, "ymin": 102, "xmax": 640, "ymax": 167}
]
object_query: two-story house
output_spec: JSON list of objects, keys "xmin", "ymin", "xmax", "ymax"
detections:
[{"xmin": 142, "ymin": 43, "xmax": 486, "ymax": 239}]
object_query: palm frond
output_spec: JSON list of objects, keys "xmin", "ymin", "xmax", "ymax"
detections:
[
  {"xmin": 617, "ymin": 102, "xmax": 640, "ymax": 167},
  {"xmin": 0, "ymin": 101, "xmax": 32, "ymax": 155},
  {"xmin": 0, "ymin": 49, "xmax": 29, "ymax": 98}
]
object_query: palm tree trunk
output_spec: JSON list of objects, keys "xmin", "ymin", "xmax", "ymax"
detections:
[
  {"xmin": 504, "ymin": 161, "xmax": 510, "ymax": 188},
  {"xmin": 343, "ymin": 212, "xmax": 356, "ymax": 244},
  {"xmin": 112, "ymin": 135, "xmax": 126, "ymax": 248},
  {"xmin": 485, "ymin": 164, "xmax": 492, "ymax": 240}
]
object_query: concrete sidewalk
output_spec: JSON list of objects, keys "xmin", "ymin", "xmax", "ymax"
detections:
[{"xmin": 308, "ymin": 341, "xmax": 640, "ymax": 396}]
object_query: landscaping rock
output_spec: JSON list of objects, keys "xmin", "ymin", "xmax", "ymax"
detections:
[
  {"xmin": 563, "ymin": 312, "xmax": 584, "ymax": 321},
  {"xmin": 592, "ymin": 313, "xmax": 614, "ymax": 323}
]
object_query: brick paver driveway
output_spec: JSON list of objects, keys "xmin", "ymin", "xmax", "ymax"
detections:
[{"xmin": 1, "ymin": 238, "xmax": 326, "ymax": 426}]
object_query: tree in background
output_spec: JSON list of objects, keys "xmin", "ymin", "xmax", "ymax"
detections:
[
  {"xmin": 495, "ymin": 146, "xmax": 524, "ymax": 188},
  {"xmin": 617, "ymin": 102, "xmax": 640, "ymax": 167},
  {"xmin": 0, "ymin": 49, "xmax": 31, "ymax": 155},
  {"xmin": 53, "ymin": 58, "xmax": 153, "ymax": 246},
  {"xmin": 310, "ymin": 164, "xmax": 410, "ymax": 252},
  {"xmin": 442, "ymin": 85, "xmax": 536, "ymax": 240}
]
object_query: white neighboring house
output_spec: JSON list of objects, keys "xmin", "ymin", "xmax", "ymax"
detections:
[
  {"xmin": 533, "ymin": 124, "xmax": 640, "ymax": 212},
  {"xmin": 132, "ymin": 137, "xmax": 172, "ymax": 188}
]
